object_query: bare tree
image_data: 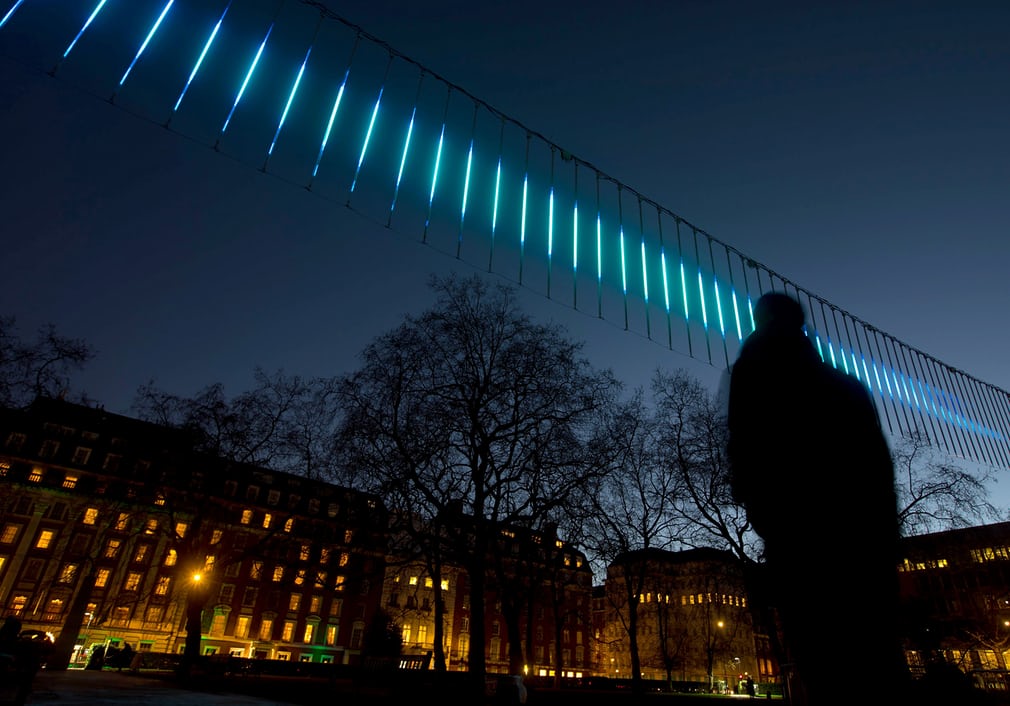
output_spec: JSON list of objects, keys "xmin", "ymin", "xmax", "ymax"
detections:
[
  {"xmin": 0, "ymin": 315, "xmax": 94, "ymax": 407},
  {"xmin": 893, "ymin": 431, "xmax": 1004, "ymax": 536},
  {"xmin": 334, "ymin": 273, "xmax": 618, "ymax": 696},
  {"xmin": 578, "ymin": 391, "xmax": 682, "ymax": 694},
  {"xmin": 132, "ymin": 368, "xmax": 341, "ymax": 479},
  {"xmin": 651, "ymin": 370, "xmax": 756, "ymax": 563}
]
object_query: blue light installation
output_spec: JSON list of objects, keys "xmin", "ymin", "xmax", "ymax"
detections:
[
  {"xmin": 171, "ymin": 1, "xmax": 232, "ymax": 118},
  {"xmin": 11, "ymin": 0, "xmax": 1006, "ymax": 467},
  {"xmin": 218, "ymin": 22, "xmax": 275, "ymax": 143},
  {"xmin": 458, "ymin": 106, "xmax": 478, "ymax": 259},
  {"xmin": 265, "ymin": 19, "xmax": 320, "ymax": 169},
  {"xmin": 117, "ymin": 0, "xmax": 175, "ymax": 93},
  {"xmin": 311, "ymin": 39, "xmax": 356, "ymax": 183},
  {"xmin": 348, "ymin": 54, "xmax": 392, "ymax": 201},
  {"xmin": 0, "ymin": 1, "xmax": 25, "ymax": 30},
  {"xmin": 424, "ymin": 88, "xmax": 451, "ymax": 243},
  {"xmin": 59, "ymin": 0, "xmax": 110, "ymax": 63},
  {"xmin": 389, "ymin": 75, "xmax": 423, "ymax": 226}
]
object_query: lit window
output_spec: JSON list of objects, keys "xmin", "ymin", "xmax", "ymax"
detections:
[
  {"xmin": 315, "ymin": 571, "xmax": 327, "ymax": 587},
  {"xmin": 235, "ymin": 616, "xmax": 250, "ymax": 638},
  {"xmin": 289, "ymin": 594, "xmax": 301, "ymax": 611},
  {"xmin": 95, "ymin": 568, "xmax": 110, "ymax": 587},
  {"xmin": 440, "ymin": 579, "xmax": 449, "ymax": 591},
  {"xmin": 59, "ymin": 563, "xmax": 78, "ymax": 583},
  {"xmin": 303, "ymin": 623, "xmax": 315, "ymax": 643},
  {"xmin": 408, "ymin": 576, "xmax": 418, "ymax": 586},
  {"xmin": 134, "ymin": 545, "xmax": 149, "ymax": 563},
  {"xmin": 0, "ymin": 461, "xmax": 8, "ymax": 477},
  {"xmin": 63, "ymin": 473, "xmax": 79, "ymax": 489},
  {"xmin": 343, "ymin": 529, "xmax": 353, "ymax": 544},
  {"xmin": 164, "ymin": 549, "xmax": 177, "ymax": 566},
  {"xmin": 259, "ymin": 618, "xmax": 273, "ymax": 641},
  {"xmin": 424, "ymin": 577, "xmax": 433, "ymax": 589},
  {"xmin": 263, "ymin": 514, "xmax": 273, "ymax": 529},
  {"xmin": 284, "ymin": 517, "xmax": 294, "ymax": 533},
  {"xmin": 294, "ymin": 570, "xmax": 306, "ymax": 586},
  {"xmin": 154, "ymin": 493, "xmax": 165, "ymax": 506},
  {"xmin": 211, "ymin": 530, "xmax": 223, "ymax": 545},
  {"xmin": 28, "ymin": 466, "xmax": 43, "ymax": 483},
  {"xmin": 240, "ymin": 509, "xmax": 252, "ymax": 525},
  {"xmin": 47, "ymin": 598, "xmax": 64, "ymax": 615},
  {"xmin": 10, "ymin": 595, "xmax": 27, "ymax": 613},
  {"xmin": 319, "ymin": 548, "xmax": 330, "ymax": 564},
  {"xmin": 309, "ymin": 595, "xmax": 322, "ymax": 614},
  {"xmin": 175, "ymin": 522, "xmax": 188, "ymax": 538},
  {"xmin": 36, "ymin": 530, "xmax": 55, "ymax": 549},
  {"xmin": 145, "ymin": 519, "xmax": 158, "ymax": 534},
  {"xmin": 124, "ymin": 572, "xmax": 142, "ymax": 591},
  {"xmin": 250, "ymin": 561, "xmax": 263, "ymax": 580},
  {"xmin": 282, "ymin": 621, "xmax": 295, "ymax": 642},
  {"xmin": 335, "ymin": 575, "xmax": 345, "ymax": 591},
  {"xmin": 82, "ymin": 507, "xmax": 98, "ymax": 525},
  {"xmin": 154, "ymin": 577, "xmax": 171, "ymax": 595},
  {"xmin": 204, "ymin": 555, "xmax": 215, "ymax": 572},
  {"xmin": 299, "ymin": 544, "xmax": 311, "ymax": 561},
  {"xmin": 104, "ymin": 539, "xmax": 121, "ymax": 558},
  {"xmin": 273, "ymin": 566, "xmax": 285, "ymax": 582},
  {"xmin": 325, "ymin": 625, "xmax": 337, "ymax": 646},
  {"xmin": 115, "ymin": 513, "xmax": 129, "ymax": 531},
  {"xmin": 339, "ymin": 552, "xmax": 349, "ymax": 567},
  {"xmin": 0, "ymin": 525, "xmax": 20, "ymax": 543}
]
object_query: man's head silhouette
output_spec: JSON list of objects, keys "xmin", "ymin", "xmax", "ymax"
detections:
[{"xmin": 753, "ymin": 292, "xmax": 805, "ymax": 333}]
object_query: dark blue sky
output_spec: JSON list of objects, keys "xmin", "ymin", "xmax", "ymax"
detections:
[{"xmin": 1, "ymin": 0, "xmax": 1008, "ymax": 489}]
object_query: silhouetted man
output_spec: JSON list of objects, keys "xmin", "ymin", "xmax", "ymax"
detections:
[{"xmin": 726, "ymin": 292, "xmax": 906, "ymax": 706}]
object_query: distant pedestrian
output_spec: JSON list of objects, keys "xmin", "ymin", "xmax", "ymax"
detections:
[{"xmin": 726, "ymin": 292, "xmax": 907, "ymax": 706}]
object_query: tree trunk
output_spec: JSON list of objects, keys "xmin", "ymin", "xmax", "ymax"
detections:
[{"xmin": 47, "ymin": 566, "xmax": 95, "ymax": 671}]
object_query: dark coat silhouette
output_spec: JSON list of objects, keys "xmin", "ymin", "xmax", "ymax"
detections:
[{"xmin": 727, "ymin": 292, "xmax": 906, "ymax": 706}]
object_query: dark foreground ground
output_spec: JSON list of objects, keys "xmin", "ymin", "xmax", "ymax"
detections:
[{"xmin": 14, "ymin": 667, "xmax": 1010, "ymax": 706}]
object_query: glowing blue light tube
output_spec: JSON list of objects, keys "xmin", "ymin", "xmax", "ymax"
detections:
[
  {"xmin": 220, "ymin": 23, "xmax": 274, "ymax": 137},
  {"xmin": 491, "ymin": 157, "xmax": 502, "ymax": 236},
  {"xmin": 548, "ymin": 187, "xmax": 554, "ymax": 259},
  {"xmin": 349, "ymin": 85, "xmax": 383, "ymax": 194},
  {"xmin": 63, "ymin": 0, "xmax": 109, "ymax": 59},
  {"xmin": 747, "ymin": 297, "xmax": 755, "ymax": 333},
  {"xmin": 640, "ymin": 240, "xmax": 649, "ymax": 305},
  {"xmin": 120, "ymin": 1, "xmax": 174, "ymax": 87},
  {"xmin": 827, "ymin": 341, "xmax": 837, "ymax": 368},
  {"xmin": 425, "ymin": 123, "xmax": 446, "ymax": 230},
  {"xmin": 313, "ymin": 68, "xmax": 349, "ymax": 178},
  {"xmin": 680, "ymin": 261, "xmax": 689, "ymax": 322},
  {"xmin": 572, "ymin": 201, "xmax": 579, "ymax": 275},
  {"xmin": 872, "ymin": 360, "xmax": 885, "ymax": 397},
  {"xmin": 619, "ymin": 228, "xmax": 627, "ymax": 295},
  {"xmin": 173, "ymin": 1, "xmax": 231, "ymax": 114},
  {"xmin": 460, "ymin": 138, "xmax": 474, "ymax": 226},
  {"xmin": 661, "ymin": 249, "xmax": 670, "ymax": 314},
  {"xmin": 520, "ymin": 174, "xmax": 528, "ymax": 249},
  {"xmin": 814, "ymin": 335, "xmax": 825, "ymax": 362},
  {"xmin": 697, "ymin": 270, "xmax": 708, "ymax": 330},
  {"xmin": 0, "ymin": 1, "xmax": 26, "ymax": 30},
  {"xmin": 390, "ymin": 108, "xmax": 416, "ymax": 217},
  {"xmin": 268, "ymin": 45, "xmax": 312, "ymax": 157},
  {"xmin": 731, "ymin": 289, "xmax": 742, "ymax": 341},
  {"xmin": 713, "ymin": 277, "xmax": 725, "ymax": 337}
]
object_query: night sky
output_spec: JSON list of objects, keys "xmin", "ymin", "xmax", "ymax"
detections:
[{"xmin": 1, "ymin": 2, "xmax": 1008, "ymax": 496}]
